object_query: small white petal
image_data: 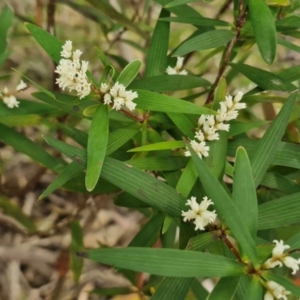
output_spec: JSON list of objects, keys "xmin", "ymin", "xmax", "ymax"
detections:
[
  {"xmin": 16, "ymin": 80, "xmax": 27, "ymax": 91},
  {"xmin": 176, "ymin": 57, "xmax": 184, "ymax": 69},
  {"xmin": 166, "ymin": 66, "xmax": 177, "ymax": 75},
  {"xmin": 272, "ymin": 240, "xmax": 290, "ymax": 257},
  {"xmin": 3, "ymin": 95, "xmax": 19, "ymax": 108},
  {"xmin": 282, "ymin": 256, "xmax": 300, "ymax": 275},
  {"xmin": 234, "ymin": 91, "xmax": 244, "ymax": 103}
]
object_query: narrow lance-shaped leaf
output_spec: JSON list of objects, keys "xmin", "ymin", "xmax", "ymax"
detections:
[
  {"xmin": 250, "ymin": 92, "xmax": 297, "ymax": 188},
  {"xmin": 128, "ymin": 74, "xmax": 211, "ymax": 92},
  {"xmin": 207, "ymin": 276, "xmax": 240, "ymax": 300},
  {"xmin": 0, "ymin": 5, "xmax": 14, "ymax": 55},
  {"xmin": 229, "ymin": 63, "xmax": 297, "ymax": 92},
  {"xmin": 116, "ymin": 60, "xmax": 142, "ymax": 87},
  {"xmin": 151, "ymin": 277, "xmax": 193, "ymax": 300},
  {"xmin": 85, "ymin": 104, "xmax": 109, "ymax": 192},
  {"xmin": 135, "ymin": 90, "xmax": 217, "ymax": 115},
  {"xmin": 233, "ymin": 147, "xmax": 258, "ymax": 240},
  {"xmin": 70, "ymin": 221, "xmax": 84, "ymax": 283},
  {"xmin": 187, "ymin": 143, "xmax": 259, "ymax": 267},
  {"xmin": 25, "ymin": 23, "xmax": 62, "ymax": 63},
  {"xmin": 0, "ymin": 194, "xmax": 36, "ymax": 233},
  {"xmin": 83, "ymin": 247, "xmax": 246, "ymax": 277},
  {"xmin": 174, "ymin": 30, "xmax": 235, "ymax": 56},
  {"xmin": 204, "ymin": 77, "xmax": 228, "ymax": 178},
  {"xmin": 249, "ymin": 0, "xmax": 277, "ymax": 65},
  {"xmin": 258, "ymin": 191, "xmax": 300, "ymax": 230},
  {"xmin": 145, "ymin": 8, "xmax": 170, "ymax": 77},
  {"xmin": 39, "ymin": 161, "xmax": 85, "ymax": 200},
  {"xmin": 243, "ymin": 276, "xmax": 262, "ymax": 300}
]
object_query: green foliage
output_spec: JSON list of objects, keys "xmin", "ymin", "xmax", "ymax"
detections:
[{"xmin": 1, "ymin": 1, "xmax": 300, "ymax": 299}]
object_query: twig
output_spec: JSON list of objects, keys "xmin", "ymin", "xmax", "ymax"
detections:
[
  {"xmin": 206, "ymin": 0, "xmax": 248, "ymax": 104},
  {"xmin": 215, "ymin": 0, "xmax": 232, "ymax": 19}
]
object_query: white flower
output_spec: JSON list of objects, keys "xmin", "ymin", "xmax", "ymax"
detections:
[
  {"xmin": 55, "ymin": 41, "xmax": 91, "ymax": 99},
  {"xmin": 264, "ymin": 281, "xmax": 291, "ymax": 300},
  {"xmin": 0, "ymin": 80, "xmax": 27, "ymax": 109},
  {"xmin": 103, "ymin": 93, "xmax": 112, "ymax": 105},
  {"xmin": 216, "ymin": 91, "xmax": 245, "ymax": 122},
  {"xmin": 185, "ymin": 140, "xmax": 209, "ymax": 159},
  {"xmin": 61, "ymin": 40, "xmax": 72, "ymax": 58},
  {"xmin": 16, "ymin": 80, "xmax": 27, "ymax": 91},
  {"xmin": 3, "ymin": 95, "xmax": 19, "ymax": 108},
  {"xmin": 103, "ymin": 82, "xmax": 137, "ymax": 111},
  {"xmin": 100, "ymin": 83, "xmax": 109, "ymax": 93},
  {"xmin": 166, "ymin": 56, "xmax": 188, "ymax": 75},
  {"xmin": 182, "ymin": 196, "xmax": 217, "ymax": 231},
  {"xmin": 263, "ymin": 240, "xmax": 300, "ymax": 275}
]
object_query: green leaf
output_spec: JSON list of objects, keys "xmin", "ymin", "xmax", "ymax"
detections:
[
  {"xmin": 128, "ymin": 140, "xmax": 185, "ymax": 152},
  {"xmin": 0, "ymin": 50, "xmax": 11, "ymax": 67},
  {"xmin": 167, "ymin": 113, "xmax": 195, "ymax": 139},
  {"xmin": 84, "ymin": 247, "xmax": 246, "ymax": 277},
  {"xmin": 258, "ymin": 191, "xmax": 300, "ymax": 230},
  {"xmin": 114, "ymin": 192, "xmax": 150, "ymax": 208},
  {"xmin": 243, "ymin": 276, "xmax": 262, "ymax": 300},
  {"xmin": 174, "ymin": 30, "xmax": 235, "ymax": 56},
  {"xmin": 85, "ymin": 104, "xmax": 109, "ymax": 191},
  {"xmin": 125, "ymin": 156, "xmax": 188, "ymax": 171},
  {"xmin": 152, "ymin": 278, "xmax": 193, "ymax": 300},
  {"xmin": 207, "ymin": 276, "xmax": 240, "ymax": 300},
  {"xmin": 107, "ymin": 123, "xmax": 141, "ymax": 155},
  {"xmin": 0, "ymin": 100, "xmax": 57, "ymax": 116},
  {"xmin": 276, "ymin": 15, "xmax": 300, "ymax": 30},
  {"xmin": 233, "ymin": 147, "xmax": 258, "ymax": 240},
  {"xmin": 261, "ymin": 172, "xmax": 300, "ymax": 194},
  {"xmin": 0, "ymin": 122, "xmax": 64, "ymax": 173},
  {"xmin": 249, "ymin": 0, "xmax": 277, "ymax": 64},
  {"xmin": 26, "ymin": 23, "xmax": 62, "ymax": 63},
  {"xmin": 160, "ymin": 16, "xmax": 230, "ymax": 27},
  {"xmin": 39, "ymin": 161, "xmax": 84, "ymax": 200},
  {"xmin": 135, "ymin": 90, "xmax": 217, "ymax": 115},
  {"xmin": 229, "ymin": 120, "xmax": 269, "ymax": 136},
  {"xmin": 250, "ymin": 92, "xmax": 297, "ymax": 188},
  {"xmin": 101, "ymin": 157, "xmax": 186, "ymax": 217},
  {"xmin": 0, "ymin": 5, "xmax": 14, "ymax": 55},
  {"xmin": 129, "ymin": 75, "xmax": 211, "ymax": 92},
  {"xmin": 33, "ymin": 92, "xmax": 94, "ymax": 118},
  {"xmin": 176, "ymin": 159, "xmax": 197, "ymax": 197},
  {"xmin": 278, "ymin": 38, "xmax": 300, "ymax": 54},
  {"xmin": 186, "ymin": 231, "xmax": 218, "ymax": 251},
  {"xmin": 204, "ymin": 77, "xmax": 228, "ymax": 178},
  {"xmin": 145, "ymin": 8, "xmax": 170, "ymax": 77},
  {"xmin": 70, "ymin": 220, "xmax": 84, "ymax": 283},
  {"xmin": 229, "ymin": 63, "xmax": 297, "ymax": 91},
  {"xmin": 116, "ymin": 60, "xmax": 142, "ymax": 87},
  {"xmin": 0, "ymin": 193, "xmax": 36, "ymax": 233},
  {"xmin": 188, "ymin": 144, "xmax": 259, "ymax": 266},
  {"xmin": 165, "ymin": 0, "xmax": 202, "ymax": 7},
  {"xmin": 129, "ymin": 212, "xmax": 165, "ymax": 247},
  {"xmin": 263, "ymin": 272, "xmax": 300, "ymax": 298},
  {"xmin": 286, "ymin": 231, "xmax": 300, "ymax": 250},
  {"xmin": 228, "ymin": 139, "xmax": 300, "ymax": 170}
]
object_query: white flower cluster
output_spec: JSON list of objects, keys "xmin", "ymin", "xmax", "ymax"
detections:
[
  {"xmin": 264, "ymin": 281, "xmax": 290, "ymax": 300},
  {"xmin": 185, "ymin": 91, "xmax": 246, "ymax": 159},
  {"xmin": 166, "ymin": 56, "xmax": 187, "ymax": 75},
  {"xmin": 100, "ymin": 82, "xmax": 137, "ymax": 111},
  {"xmin": 55, "ymin": 40, "xmax": 91, "ymax": 99},
  {"xmin": 181, "ymin": 196, "xmax": 217, "ymax": 231},
  {"xmin": 263, "ymin": 240, "xmax": 300, "ymax": 275},
  {"xmin": 0, "ymin": 80, "xmax": 27, "ymax": 108}
]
